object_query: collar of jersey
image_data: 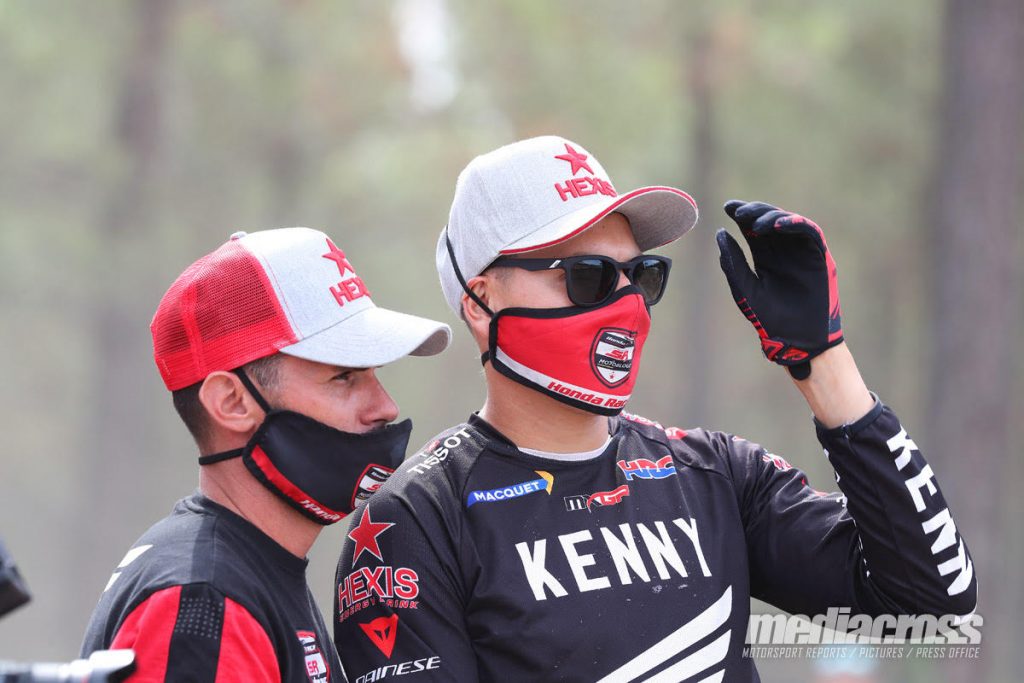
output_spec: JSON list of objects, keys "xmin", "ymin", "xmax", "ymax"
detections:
[
  {"xmin": 467, "ymin": 413, "xmax": 623, "ymax": 469},
  {"xmin": 187, "ymin": 491, "xmax": 309, "ymax": 576}
]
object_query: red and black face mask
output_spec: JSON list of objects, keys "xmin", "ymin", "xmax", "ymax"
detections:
[
  {"xmin": 482, "ymin": 285, "xmax": 652, "ymax": 416},
  {"xmin": 198, "ymin": 370, "xmax": 411, "ymax": 525},
  {"xmin": 444, "ymin": 232, "xmax": 652, "ymax": 416}
]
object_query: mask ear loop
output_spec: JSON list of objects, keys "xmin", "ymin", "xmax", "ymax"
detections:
[
  {"xmin": 445, "ymin": 227, "xmax": 499, "ymax": 366},
  {"xmin": 232, "ymin": 367, "xmax": 273, "ymax": 413},
  {"xmin": 197, "ymin": 367, "xmax": 273, "ymax": 466},
  {"xmin": 445, "ymin": 227, "xmax": 494, "ymax": 318}
]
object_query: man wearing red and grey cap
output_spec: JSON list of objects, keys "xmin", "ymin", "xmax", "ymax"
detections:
[
  {"xmin": 81, "ymin": 227, "xmax": 450, "ymax": 682},
  {"xmin": 332, "ymin": 136, "xmax": 976, "ymax": 681}
]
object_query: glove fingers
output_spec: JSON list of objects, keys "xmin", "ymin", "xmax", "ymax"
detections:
[
  {"xmin": 722, "ymin": 199, "xmax": 746, "ymax": 220},
  {"xmin": 715, "ymin": 228, "xmax": 758, "ymax": 304},
  {"xmin": 724, "ymin": 202, "xmax": 784, "ymax": 257},
  {"xmin": 724, "ymin": 200, "xmax": 780, "ymax": 232},
  {"xmin": 768, "ymin": 213, "xmax": 828, "ymax": 252},
  {"xmin": 750, "ymin": 209, "xmax": 791, "ymax": 236}
]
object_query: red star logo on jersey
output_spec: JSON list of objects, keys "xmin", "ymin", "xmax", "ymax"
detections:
[
  {"xmin": 348, "ymin": 505, "xmax": 394, "ymax": 565},
  {"xmin": 554, "ymin": 143, "xmax": 593, "ymax": 176},
  {"xmin": 322, "ymin": 238, "xmax": 355, "ymax": 277}
]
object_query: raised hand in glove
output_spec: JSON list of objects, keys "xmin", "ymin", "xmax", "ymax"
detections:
[{"xmin": 716, "ymin": 200, "xmax": 843, "ymax": 380}]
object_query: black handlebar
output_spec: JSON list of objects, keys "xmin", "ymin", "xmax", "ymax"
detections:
[
  {"xmin": 0, "ymin": 650, "xmax": 136, "ymax": 683},
  {"xmin": 1, "ymin": 537, "xmax": 135, "ymax": 682}
]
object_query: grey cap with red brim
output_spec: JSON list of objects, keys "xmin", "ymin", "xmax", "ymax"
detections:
[{"xmin": 436, "ymin": 135, "xmax": 699, "ymax": 316}]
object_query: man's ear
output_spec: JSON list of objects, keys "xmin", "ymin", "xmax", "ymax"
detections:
[
  {"xmin": 198, "ymin": 371, "xmax": 264, "ymax": 437},
  {"xmin": 462, "ymin": 275, "xmax": 495, "ymax": 351}
]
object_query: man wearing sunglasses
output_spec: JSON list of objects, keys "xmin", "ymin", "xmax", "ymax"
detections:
[{"xmin": 332, "ymin": 137, "xmax": 976, "ymax": 682}]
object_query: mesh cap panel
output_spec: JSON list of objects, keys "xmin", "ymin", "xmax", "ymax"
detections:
[{"xmin": 152, "ymin": 240, "xmax": 296, "ymax": 390}]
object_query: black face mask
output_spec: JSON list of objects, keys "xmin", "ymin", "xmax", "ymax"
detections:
[{"xmin": 198, "ymin": 369, "xmax": 412, "ymax": 525}]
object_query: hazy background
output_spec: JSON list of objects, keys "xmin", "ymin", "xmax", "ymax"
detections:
[{"xmin": 0, "ymin": 1, "xmax": 1020, "ymax": 681}]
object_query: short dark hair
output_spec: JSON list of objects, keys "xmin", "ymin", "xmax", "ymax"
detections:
[{"xmin": 171, "ymin": 354, "xmax": 282, "ymax": 447}]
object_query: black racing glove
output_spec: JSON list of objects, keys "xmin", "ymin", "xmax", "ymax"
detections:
[{"xmin": 716, "ymin": 200, "xmax": 843, "ymax": 380}]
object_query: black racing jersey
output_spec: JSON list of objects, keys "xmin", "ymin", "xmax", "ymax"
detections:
[
  {"xmin": 333, "ymin": 397, "xmax": 976, "ymax": 682},
  {"xmin": 82, "ymin": 492, "xmax": 343, "ymax": 683}
]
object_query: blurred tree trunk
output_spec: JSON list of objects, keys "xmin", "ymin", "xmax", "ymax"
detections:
[
  {"xmin": 928, "ymin": 0, "xmax": 1024, "ymax": 680},
  {"xmin": 266, "ymin": 32, "xmax": 307, "ymax": 227},
  {"xmin": 676, "ymin": 9, "xmax": 719, "ymax": 427},
  {"xmin": 75, "ymin": 0, "xmax": 178, "ymax": 627}
]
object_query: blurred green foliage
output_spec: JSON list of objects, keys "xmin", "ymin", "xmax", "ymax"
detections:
[{"xmin": 0, "ymin": 1, "xmax": 1019, "ymax": 681}]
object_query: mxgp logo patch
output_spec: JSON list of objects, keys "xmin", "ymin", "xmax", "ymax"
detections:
[
  {"xmin": 564, "ymin": 484, "xmax": 630, "ymax": 512},
  {"xmin": 590, "ymin": 327, "xmax": 635, "ymax": 387}
]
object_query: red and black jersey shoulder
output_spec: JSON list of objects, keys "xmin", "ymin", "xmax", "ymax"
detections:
[{"xmin": 82, "ymin": 493, "xmax": 340, "ymax": 683}]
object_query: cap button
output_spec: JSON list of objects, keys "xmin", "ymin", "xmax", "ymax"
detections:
[{"xmin": 229, "ymin": 231, "xmax": 248, "ymax": 241}]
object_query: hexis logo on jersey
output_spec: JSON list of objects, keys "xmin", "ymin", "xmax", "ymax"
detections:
[
  {"xmin": 340, "ymin": 505, "xmax": 422, "ymax": 624},
  {"xmin": 297, "ymin": 630, "xmax": 330, "ymax": 682},
  {"xmin": 337, "ymin": 564, "xmax": 421, "ymax": 623},
  {"xmin": 590, "ymin": 327, "xmax": 636, "ymax": 387}
]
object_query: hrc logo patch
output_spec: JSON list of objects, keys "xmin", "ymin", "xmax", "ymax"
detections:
[{"xmin": 617, "ymin": 455, "xmax": 677, "ymax": 481}]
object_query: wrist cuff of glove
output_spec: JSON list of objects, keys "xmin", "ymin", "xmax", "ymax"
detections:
[{"xmin": 764, "ymin": 335, "xmax": 845, "ymax": 379}]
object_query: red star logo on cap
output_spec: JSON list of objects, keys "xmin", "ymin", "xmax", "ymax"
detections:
[
  {"xmin": 322, "ymin": 238, "xmax": 355, "ymax": 277},
  {"xmin": 348, "ymin": 505, "xmax": 394, "ymax": 565},
  {"xmin": 554, "ymin": 143, "xmax": 593, "ymax": 176}
]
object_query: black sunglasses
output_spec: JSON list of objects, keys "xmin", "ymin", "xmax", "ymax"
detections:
[{"xmin": 488, "ymin": 254, "xmax": 672, "ymax": 307}]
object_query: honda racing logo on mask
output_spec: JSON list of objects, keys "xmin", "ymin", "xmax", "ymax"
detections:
[
  {"xmin": 351, "ymin": 464, "xmax": 395, "ymax": 509},
  {"xmin": 590, "ymin": 328, "xmax": 636, "ymax": 387}
]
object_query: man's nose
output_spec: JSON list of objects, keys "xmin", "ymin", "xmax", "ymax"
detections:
[
  {"xmin": 614, "ymin": 268, "xmax": 632, "ymax": 291},
  {"xmin": 361, "ymin": 369, "xmax": 400, "ymax": 428}
]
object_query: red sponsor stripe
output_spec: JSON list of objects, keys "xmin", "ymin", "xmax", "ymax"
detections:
[
  {"xmin": 216, "ymin": 598, "xmax": 282, "ymax": 683},
  {"xmin": 250, "ymin": 446, "xmax": 344, "ymax": 521},
  {"xmin": 761, "ymin": 338, "xmax": 784, "ymax": 359},
  {"xmin": 499, "ymin": 186, "xmax": 698, "ymax": 254},
  {"xmin": 664, "ymin": 427, "xmax": 687, "ymax": 440},
  {"xmin": 826, "ymin": 250, "xmax": 842, "ymax": 342},
  {"xmin": 110, "ymin": 586, "xmax": 182, "ymax": 681}
]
